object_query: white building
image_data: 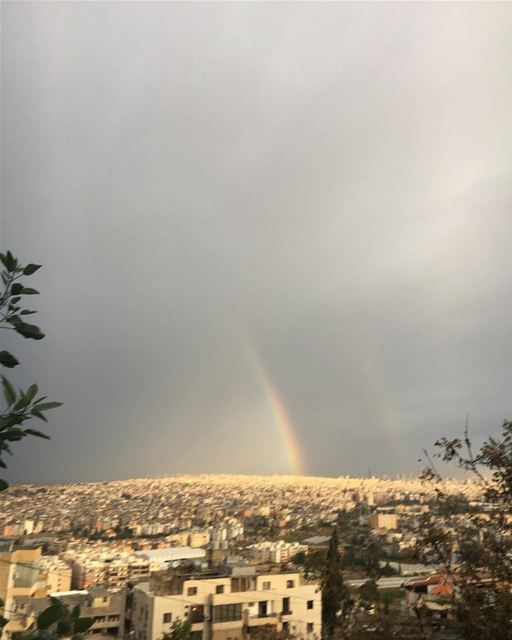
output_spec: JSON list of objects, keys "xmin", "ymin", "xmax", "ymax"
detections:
[
  {"xmin": 247, "ymin": 541, "xmax": 307, "ymax": 564},
  {"xmin": 130, "ymin": 567, "xmax": 321, "ymax": 640},
  {"xmin": 133, "ymin": 547, "xmax": 207, "ymax": 572}
]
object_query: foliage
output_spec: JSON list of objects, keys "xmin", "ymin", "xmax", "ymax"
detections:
[
  {"xmin": 0, "ymin": 251, "xmax": 61, "ymax": 489},
  {"xmin": 417, "ymin": 419, "xmax": 512, "ymax": 639},
  {"xmin": 14, "ymin": 597, "xmax": 93, "ymax": 640},
  {"xmin": 321, "ymin": 527, "xmax": 350, "ymax": 638},
  {"xmin": 161, "ymin": 619, "xmax": 193, "ymax": 640}
]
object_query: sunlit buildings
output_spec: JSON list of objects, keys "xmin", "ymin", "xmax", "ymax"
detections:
[
  {"xmin": 130, "ymin": 566, "xmax": 321, "ymax": 640},
  {"xmin": 69, "ymin": 547, "xmax": 206, "ymax": 590},
  {"xmin": 369, "ymin": 513, "xmax": 398, "ymax": 530}
]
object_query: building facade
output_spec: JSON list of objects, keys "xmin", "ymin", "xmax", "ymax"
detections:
[{"xmin": 130, "ymin": 567, "xmax": 321, "ymax": 640}]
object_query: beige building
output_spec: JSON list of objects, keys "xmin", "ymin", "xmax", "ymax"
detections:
[
  {"xmin": 0, "ymin": 546, "xmax": 71, "ymax": 612},
  {"xmin": 0, "ymin": 544, "xmax": 42, "ymax": 606},
  {"xmin": 247, "ymin": 542, "xmax": 307, "ymax": 564},
  {"xmin": 130, "ymin": 567, "xmax": 321, "ymax": 640},
  {"xmin": 0, "ymin": 545, "xmax": 71, "ymax": 640},
  {"xmin": 70, "ymin": 547, "xmax": 205, "ymax": 590},
  {"xmin": 4, "ymin": 588, "xmax": 122, "ymax": 639},
  {"xmin": 37, "ymin": 556, "xmax": 72, "ymax": 593},
  {"xmin": 369, "ymin": 513, "xmax": 397, "ymax": 530}
]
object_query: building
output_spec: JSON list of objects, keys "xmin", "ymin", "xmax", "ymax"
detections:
[
  {"xmin": 3, "ymin": 588, "xmax": 122, "ymax": 639},
  {"xmin": 246, "ymin": 542, "xmax": 307, "ymax": 564},
  {"xmin": 129, "ymin": 566, "xmax": 321, "ymax": 640},
  {"xmin": 35, "ymin": 556, "xmax": 72, "ymax": 593},
  {"xmin": 0, "ymin": 542, "xmax": 72, "ymax": 636},
  {"xmin": 369, "ymin": 513, "xmax": 397, "ymax": 530},
  {"xmin": 133, "ymin": 547, "xmax": 207, "ymax": 573},
  {"xmin": 70, "ymin": 546, "xmax": 206, "ymax": 590}
]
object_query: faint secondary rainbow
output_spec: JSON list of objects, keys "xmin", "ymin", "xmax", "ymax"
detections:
[{"xmin": 242, "ymin": 341, "xmax": 306, "ymax": 476}]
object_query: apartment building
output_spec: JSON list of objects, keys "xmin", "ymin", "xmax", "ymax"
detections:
[
  {"xmin": 369, "ymin": 513, "xmax": 397, "ymax": 530},
  {"xmin": 70, "ymin": 546, "xmax": 206, "ymax": 589},
  {"xmin": 4, "ymin": 588, "xmax": 122, "ymax": 639},
  {"xmin": 130, "ymin": 566, "xmax": 321, "ymax": 640},
  {"xmin": 0, "ymin": 544, "xmax": 71, "ymax": 620},
  {"xmin": 246, "ymin": 542, "xmax": 307, "ymax": 564},
  {"xmin": 35, "ymin": 555, "xmax": 72, "ymax": 593}
]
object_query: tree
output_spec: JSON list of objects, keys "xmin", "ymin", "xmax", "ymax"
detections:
[
  {"xmin": 418, "ymin": 419, "xmax": 512, "ymax": 639},
  {"xmin": 0, "ymin": 596, "xmax": 93, "ymax": 640},
  {"xmin": 321, "ymin": 527, "xmax": 349, "ymax": 638},
  {"xmin": 161, "ymin": 619, "xmax": 193, "ymax": 640},
  {"xmin": 0, "ymin": 251, "xmax": 61, "ymax": 490}
]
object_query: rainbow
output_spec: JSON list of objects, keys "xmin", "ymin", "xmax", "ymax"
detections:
[
  {"xmin": 242, "ymin": 341, "xmax": 306, "ymax": 476},
  {"xmin": 355, "ymin": 336, "xmax": 401, "ymax": 438}
]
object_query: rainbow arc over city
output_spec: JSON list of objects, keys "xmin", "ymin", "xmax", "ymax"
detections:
[{"xmin": 242, "ymin": 341, "xmax": 306, "ymax": 476}]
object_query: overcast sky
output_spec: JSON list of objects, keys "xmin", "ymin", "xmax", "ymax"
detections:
[{"xmin": 1, "ymin": 2, "xmax": 512, "ymax": 484}]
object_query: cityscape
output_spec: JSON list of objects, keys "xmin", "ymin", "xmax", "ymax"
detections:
[
  {"xmin": 0, "ymin": 472, "xmax": 491, "ymax": 638},
  {"xmin": 2, "ymin": 2, "xmax": 512, "ymax": 640}
]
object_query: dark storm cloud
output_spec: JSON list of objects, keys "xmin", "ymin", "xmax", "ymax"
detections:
[{"xmin": 1, "ymin": 2, "xmax": 512, "ymax": 482}]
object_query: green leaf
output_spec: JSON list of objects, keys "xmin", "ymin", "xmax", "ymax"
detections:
[
  {"xmin": 37, "ymin": 603, "xmax": 65, "ymax": 630},
  {"xmin": 23, "ymin": 263, "xmax": 42, "ymax": 275},
  {"xmin": 20, "ymin": 309, "xmax": 37, "ymax": 315},
  {"xmin": 1, "ymin": 376, "xmax": 16, "ymax": 406},
  {"xmin": 13, "ymin": 392, "xmax": 30, "ymax": 411},
  {"xmin": 31, "ymin": 408, "xmax": 48, "ymax": 422},
  {"xmin": 34, "ymin": 401, "xmax": 62, "ymax": 411},
  {"xmin": 0, "ymin": 479, "xmax": 8, "ymax": 492},
  {"xmin": 13, "ymin": 322, "xmax": 45, "ymax": 340},
  {"xmin": 0, "ymin": 351, "xmax": 19, "ymax": 368},
  {"xmin": 74, "ymin": 618, "xmax": 94, "ymax": 633},
  {"xmin": 4, "ymin": 251, "xmax": 17, "ymax": 272},
  {"xmin": 25, "ymin": 384, "xmax": 39, "ymax": 405},
  {"xmin": 4, "ymin": 428, "xmax": 25, "ymax": 441},
  {"xmin": 21, "ymin": 287, "xmax": 39, "ymax": 295},
  {"xmin": 57, "ymin": 620, "xmax": 71, "ymax": 635},
  {"xmin": 10, "ymin": 283, "xmax": 23, "ymax": 295},
  {"xmin": 24, "ymin": 428, "xmax": 50, "ymax": 440}
]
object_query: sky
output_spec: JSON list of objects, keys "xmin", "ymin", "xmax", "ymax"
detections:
[{"xmin": 1, "ymin": 2, "xmax": 512, "ymax": 484}]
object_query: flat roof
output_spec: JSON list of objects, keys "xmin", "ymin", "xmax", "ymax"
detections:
[{"xmin": 133, "ymin": 547, "xmax": 206, "ymax": 560}]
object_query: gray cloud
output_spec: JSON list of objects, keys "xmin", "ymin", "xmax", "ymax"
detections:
[{"xmin": 1, "ymin": 2, "xmax": 511, "ymax": 483}]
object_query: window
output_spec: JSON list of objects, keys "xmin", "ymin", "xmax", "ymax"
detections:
[
  {"xmin": 258, "ymin": 601, "xmax": 268, "ymax": 618},
  {"xmin": 215, "ymin": 585, "xmax": 225, "ymax": 594},
  {"xmin": 282, "ymin": 597, "xmax": 291, "ymax": 615},
  {"xmin": 213, "ymin": 604, "xmax": 242, "ymax": 623},
  {"xmin": 262, "ymin": 581, "xmax": 271, "ymax": 590},
  {"xmin": 187, "ymin": 587, "xmax": 198, "ymax": 596},
  {"xmin": 307, "ymin": 600, "xmax": 314, "ymax": 610},
  {"xmin": 163, "ymin": 613, "xmax": 172, "ymax": 624},
  {"xmin": 282, "ymin": 622, "xmax": 289, "ymax": 632},
  {"xmin": 189, "ymin": 606, "xmax": 204, "ymax": 624},
  {"xmin": 307, "ymin": 624, "xmax": 314, "ymax": 634},
  {"xmin": 286, "ymin": 580, "xmax": 294, "ymax": 589}
]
